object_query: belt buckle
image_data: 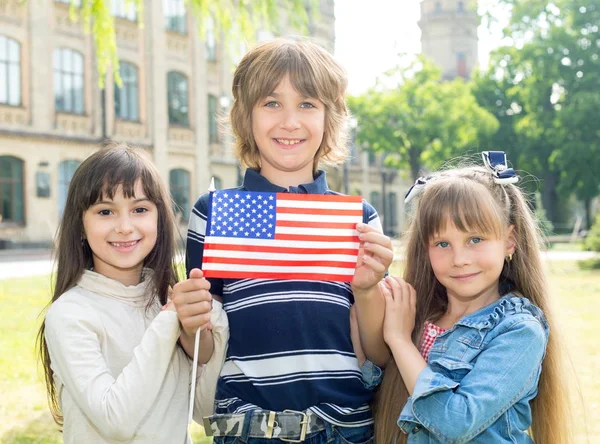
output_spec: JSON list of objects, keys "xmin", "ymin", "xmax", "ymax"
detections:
[{"xmin": 280, "ymin": 409, "xmax": 309, "ymax": 443}]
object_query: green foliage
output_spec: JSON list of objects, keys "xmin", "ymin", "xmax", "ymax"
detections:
[
  {"xmin": 584, "ymin": 213, "xmax": 600, "ymax": 252},
  {"xmin": 60, "ymin": 0, "xmax": 315, "ymax": 87},
  {"xmin": 348, "ymin": 56, "xmax": 498, "ymax": 181},
  {"xmin": 476, "ymin": 0, "xmax": 600, "ymax": 223}
]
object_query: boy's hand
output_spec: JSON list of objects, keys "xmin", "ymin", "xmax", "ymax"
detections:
[
  {"xmin": 381, "ymin": 276, "xmax": 416, "ymax": 347},
  {"xmin": 171, "ymin": 268, "xmax": 213, "ymax": 337},
  {"xmin": 351, "ymin": 223, "xmax": 394, "ymax": 292}
]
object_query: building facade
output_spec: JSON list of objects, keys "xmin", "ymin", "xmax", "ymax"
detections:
[
  {"xmin": 0, "ymin": 0, "xmax": 407, "ymax": 247},
  {"xmin": 419, "ymin": 0, "xmax": 479, "ymax": 79}
]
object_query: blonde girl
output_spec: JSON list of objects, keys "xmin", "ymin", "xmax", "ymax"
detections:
[{"xmin": 375, "ymin": 152, "xmax": 570, "ymax": 443}]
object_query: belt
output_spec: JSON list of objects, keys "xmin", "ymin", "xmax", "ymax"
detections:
[{"xmin": 203, "ymin": 409, "xmax": 326, "ymax": 442}]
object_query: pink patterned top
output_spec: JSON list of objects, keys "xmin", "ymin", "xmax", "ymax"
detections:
[{"xmin": 419, "ymin": 321, "xmax": 447, "ymax": 362}]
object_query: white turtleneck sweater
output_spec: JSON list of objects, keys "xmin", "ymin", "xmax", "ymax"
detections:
[{"xmin": 44, "ymin": 270, "xmax": 228, "ymax": 444}]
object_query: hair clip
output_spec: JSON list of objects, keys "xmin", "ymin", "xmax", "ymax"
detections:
[
  {"xmin": 404, "ymin": 176, "xmax": 432, "ymax": 204},
  {"xmin": 481, "ymin": 151, "xmax": 519, "ymax": 184}
]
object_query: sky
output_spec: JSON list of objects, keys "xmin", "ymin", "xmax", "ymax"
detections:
[{"xmin": 334, "ymin": 0, "xmax": 509, "ymax": 94}]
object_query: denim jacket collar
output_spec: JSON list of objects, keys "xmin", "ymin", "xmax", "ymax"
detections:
[
  {"xmin": 242, "ymin": 169, "xmax": 330, "ymax": 194},
  {"xmin": 452, "ymin": 293, "xmax": 549, "ymax": 332}
]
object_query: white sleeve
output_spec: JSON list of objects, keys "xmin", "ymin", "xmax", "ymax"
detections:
[
  {"xmin": 193, "ymin": 299, "xmax": 229, "ymax": 421},
  {"xmin": 44, "ymin": 300, "xmax": 181, "ymax": 441}
]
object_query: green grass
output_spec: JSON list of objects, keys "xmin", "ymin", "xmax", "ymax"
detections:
[{"xmin": 1, "ymin": 263, "xmax": 599, "ymax": 442}]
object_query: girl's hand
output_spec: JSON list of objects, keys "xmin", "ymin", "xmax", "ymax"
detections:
[
  {"xmin": 351, "ymin": 223, "xmax": 394, "ymax": 292},
  {"xmin": 171, "ymin": 268, "xmax": 213, "ymax": 337},
  {"xmin": 381, "ymin": 276, "xmax": 416, "ymax": 347}
]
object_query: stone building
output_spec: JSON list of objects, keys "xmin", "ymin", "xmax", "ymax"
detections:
[
  {"xmin": 419, "ymin": 0, "xmax": 479, "ymax": 79},
  {"xmin": 0, "ymin": 0, "xmax": 406, "ymax": 247}
]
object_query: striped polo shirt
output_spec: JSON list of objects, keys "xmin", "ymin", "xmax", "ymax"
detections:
[{"xmin": 186, "ymin": 169, "xmax": 382, "ymax": 427}]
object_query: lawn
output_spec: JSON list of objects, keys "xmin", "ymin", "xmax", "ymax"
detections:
[{"xmin": 0, "ymin": 260, "xmax": 598, "ymax": 443}]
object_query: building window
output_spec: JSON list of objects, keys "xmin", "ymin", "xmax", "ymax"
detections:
[
  {"xmin": 457, "ymin": 52, "xmax": 467, "ymax": 78},
  {"xmin": 114, "ymin": 62, "xmax": 139, "ymax": 121},
  {"xmin": 458, "ymin": 1, "xmax": 464, "ymax": 11},
  {"xmin": 0, "ymin": 156, "xmax": 24, "ymax": 224},
  {"xmin": 164, "ymin": 0, "xmax": 186, "ymax": 33},
  {"xmin": 54, "ymin": 48, "xmax": 84, "ymax": 114},
  {"xmin": 167, "ymin": 71, "xmax": 189, "ymax": 126},
  {"xmin": 58, "ymin": 160, "xmax": 80, "ymax": 217},
  {"xmin": 169, "ymin": 168, "xmax": 190, "ymax": 221},
  {"xmin": 388, "ymin": 192, "xmax": 398, "ymax": 228},
  {"xmin": 368, "ymin": 150, "xmax": 377, "ymax": 166},
  {"xmin": 111, "ymin": 0, "xmax": 137, "ymax": 21},
  {"xmin": 0, "ymin": 35, "xmax": 21, "ymax": 106},
  {"xmin": 208, "ymin": 94, "xmax": 219, "ymax": 143},
  {"xmin": 435, "ymin": 1, "xmax": 442, "ymax": 11},
  {"xmin": 205, "ymin": 18, "xmax": 216, "ymax": 61},
  {"xmin": 213, "ymin": 176, "xmax": 222, "ymax": 190},
  {"xmin": 370, "ymin": 191, "xmax": 381, "ymax": 215}
]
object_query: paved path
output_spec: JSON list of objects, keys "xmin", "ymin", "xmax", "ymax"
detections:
[{"xmin": 0, "ymin": 249, "xmax": 597, "ymax": 280}]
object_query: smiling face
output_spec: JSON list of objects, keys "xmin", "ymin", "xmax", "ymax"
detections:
[
  {"xmin": 251, "ymin": 75, "xmax": 326, "ymax": 187},
  {"xmin": 428, "ymin": 218, "xmax": 514, "ymax": 306},
  {"xmin": 82, "ymin": 179, "xmax": 158, "ymax": 286}
]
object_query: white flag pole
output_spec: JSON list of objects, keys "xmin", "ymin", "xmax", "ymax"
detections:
[{"xmin": 188, "ymin": 177, "xmax": 216, "ymax": 425}]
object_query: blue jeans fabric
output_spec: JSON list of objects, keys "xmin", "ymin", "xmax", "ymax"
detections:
[{"xmin": 212, "ymin": 419, "xmax": 374, "ymax": 444}]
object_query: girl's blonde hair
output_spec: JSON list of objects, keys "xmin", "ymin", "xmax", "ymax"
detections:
[
  {"xmin": 374, "ymin": 166, "xmax": 571, "ymax": 444},
  {"xmin": 230, "ymin": 38, "xmax": 349, "ymax": 172},
  {"xmin": 37, "ymin": 144, "xmax": 179, "ymax": 426}
]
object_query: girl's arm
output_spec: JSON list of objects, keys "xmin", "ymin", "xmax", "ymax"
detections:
[
  {"xmin": 44, "ymin": 299, "xmax": 181, "ymax": 441},
  {"xmin": 352, "ymin": 223, "xmax": 395, "ymax": 367}
]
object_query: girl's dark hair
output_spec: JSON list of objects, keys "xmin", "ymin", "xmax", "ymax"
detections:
[{"xmin": 37, "ymin": 143, "xmax": 179, "ymax": 425}]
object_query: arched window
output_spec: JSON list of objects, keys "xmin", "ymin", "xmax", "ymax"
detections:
[
  {"xmin": 169, "ymin": 168, "xmax": 190, "ymax": 221},
  {"xmin": 0, "ymin": 35, "xmax": 21, "ymax": 106},
  {"xmin": 0, "ymin": 156, "xmax": 24, "ymax": 223},
  {"xmin": 54, "ymin": 48, "xmax": 84, "ymax": 114},
  {"xmin": 114, "ymin": 62, "xmax": 139, "ymax": 121},
  {"xmin": 58, "ymin": 160, "xmax": 81, "ymax": 217},
  {"xmin": 167, "ymin": 71, "xmax": 189, "ymax": 126},
  {"xmin": 164, "ymin": 0, "xmax": 187, "ymax": 33}
]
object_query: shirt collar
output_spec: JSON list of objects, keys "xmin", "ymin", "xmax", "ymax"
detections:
[{"xmin": 242, "ymin": 169, "xmax": 330, "ymax": 194}]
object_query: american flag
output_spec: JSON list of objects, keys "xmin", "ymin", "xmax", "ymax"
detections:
[{"xmin": 201, "ymin": 190, "xmax": 363, "ymax": 281}]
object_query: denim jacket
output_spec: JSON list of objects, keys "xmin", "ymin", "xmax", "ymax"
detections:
[{"xmin": 397, "ymin": 294, "xmax": 549, "ymax": 444}]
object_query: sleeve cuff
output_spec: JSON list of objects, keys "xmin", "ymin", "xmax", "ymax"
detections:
[
  {"xmin": 396, "ymin": 366, "xmax": 459, "ymax": 434},
  {"xmin": 360, "ymin": 360, "xmax": 383, "ymax": 390}
]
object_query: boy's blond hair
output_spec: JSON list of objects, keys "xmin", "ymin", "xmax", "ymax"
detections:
[{"xmin": 230, "ymin": 38, "xmax": 349, "ymax": 172}]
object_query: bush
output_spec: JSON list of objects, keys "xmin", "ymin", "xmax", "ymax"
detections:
[
  {"xmin": 579, "ymin": 213, "xmax": 600, "ymax": 270},
  {"xmin": 584, "ymin": 213, "xmax": 600, "ymax": 252}
]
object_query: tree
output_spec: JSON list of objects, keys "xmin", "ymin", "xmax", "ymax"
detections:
[
  {"xmin": 348, "ymin": 56, "xmax": 498, "ymax": 181},
  {"xmin": 476, "ymin": 0, "xmax": 600, "ymax": 227},
  {"xmin": 58, "ymin": 0, "xmax": 315, "ymax": 86}
]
